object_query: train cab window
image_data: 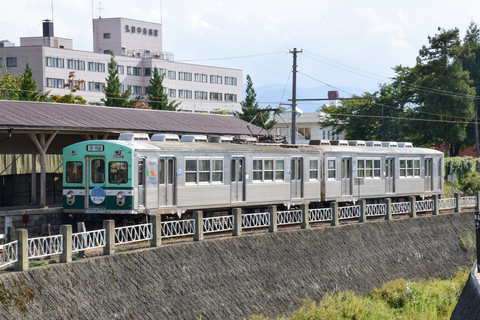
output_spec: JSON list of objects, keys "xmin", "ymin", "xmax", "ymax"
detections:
[
  {"xmin": 91, "ymin": 159, "xmax": 105, "ymax": 183},
  {"xmin": 109, "ymin": 161, "xmax": 128, "ymax": 184},
  {"xmin": 309, "ymin": 159, "xmax": 318, "ymax": 180},
  {"xmin": 327, "ymin": 159, "xmax": 336, "ymax": 179},
  {"xmin": 66, "ymin": 161, "xmax": 83, "ymax": 183}
]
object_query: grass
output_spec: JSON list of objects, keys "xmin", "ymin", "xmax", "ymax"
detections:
[{"xmin": 247, "ymin": 267, "xmax": 470, "ymax": 320}]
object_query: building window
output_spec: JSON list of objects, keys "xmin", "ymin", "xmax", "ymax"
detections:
[
  {"xmin": 210, "ymin": 75, "xmax": 222, "ymax": 84},
  {"xmin": 210, "ymin": 92, "xmax": 222, "ymax": 101},
  {"xmin": 122, "ymin": 48, "xmax": 126, "ymax": 56},
  {"xmin": 143, "ymin": 28, "xmax": 147, "ymax": 35},
  {"xmin": 104, "ymin": 50, "xmax": 112, "ymax": 54},
  {"xmin": 195, "ymin": 91, "xmax": 208, "ymax": 100},
  {"xmin": 179, "ymin": 90, "xmax": 192, "ymax": 99},
  {"xmin": 46, "ymin": 57, "xmax": 64, "ymax": 68},
  {"xmin": 103, "ymin": 33, "xmax": 111, "ymax": 39},
  {"xmin": 253, "ymin": 158, "xmax": 284, "ymax": 182},
  {"xmin": 117, "ymin": 65, "xmax": 124, "ymax": 74},
  {"xmin": 297, "ymin": 127, "xmax": 311, "ymax": 140},
  {"xmin": 88, "ymin": 62, "xmax": 105, "ymax": 72},
  {"xmin": 179, "ymin": 72, "xmax": 192, "ymax": 81},
  {"xmin": 327, "ymin": 159, "xmax": 336, "ymax": 179},
  {"xmin": 131, "ymin": 86, "xmax": 142, "ymax": 95},
  {"xmin": 67, "ymin": 59, "xmax": 85, "ymax": 70},
  {"xmin": 72, "ymin": 80, "xmax": 85, "ymax": 91},
  {"xmin": 169, "ymin": 89, "xmax": 176, "ymax": 98},
  {"xmin": 195, "ymin": 73, "xmax": 207, "ymax": 82},
  {"xmin": 168, "ymin": 71, "xmax": 176, "ymax": 79},
  {"xmin": 309, "ymin": 159, "xmax": 319, "ymax": 180},
  {"xmin": 46, "ymin": 78, "xmax": 64, "ymax": 88},
  {"xmin": 144, "ymin": 87, "xmax": 149, "ymax": 95},
  {"xmin": 127, "ymin": 66, "xmax": 142, "ymax": 76},
  {"xmin": 88, "ymin": 82, "xmax": 104, "ymax": 92},
  {"xmin": 224, "ymin": 94, "xmax": 237, "ymax": 102},
  {"xmin": 225, "ymin": 76, "xmax": 237, "ymax": 85},
  {"xmin": 144, "ymin": 68, "xmax": 151, "ymax": 77}
]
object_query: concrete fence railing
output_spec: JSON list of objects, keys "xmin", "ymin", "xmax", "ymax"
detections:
[{"xmin": 6, "ymin": 192, "xmax": 479, "ymax": 272}]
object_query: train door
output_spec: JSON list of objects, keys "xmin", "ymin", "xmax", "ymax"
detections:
[
  {"xmin": 86, "ymin": 157, "xmax": 106, "ymax": 210},
  {"xmin": 425, "ymin": 158, "xmax": 433, "ymax": 192},
  {"xmin": 385, "ymin": 157, "xmax": 395, "ymax": 193},
  {"xmin": 341, "ymin": 157, "xmax": 352, "ymax": 195},
  {"xmin": 138, "ymin": 158, "xmax": 146, "ymax": 208},
  {"xmin": 158, "ymin": 157, "xmax": 175, "ymax": 207},
  {"xmin": 231, "ymin": 157, "xmax": 245, "ymax": 202},
  {"xmin": 291, "ymin": 158, "xmax": 303, "ymax": 199}
]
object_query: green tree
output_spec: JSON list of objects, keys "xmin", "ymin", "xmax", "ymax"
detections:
[
  {"xmin": 0, "ymin": 69, "xmax": 21, "ymax": 100},
  {"xmin": 413, "ymin": 27, "xmax": 475, "ymax": 156},
  {"xmin": 235, "ymin": 74, "xmax": 275, "ymax": 129},
  {"xmin": 103, "ymin": 53, "xmax": 132, "ymax": 108},
  {"xmin": 18, "ymin": 63, "xmax": 42, "ymax": 101},
  {"xmin": 147, "ymin": 68, "xmax": 180, "ymax": 110}
]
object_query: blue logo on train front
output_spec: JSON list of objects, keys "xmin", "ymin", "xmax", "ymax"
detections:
[{"xmin": 90, "ymin": 186, "xmax": 106, "ymax": 204}]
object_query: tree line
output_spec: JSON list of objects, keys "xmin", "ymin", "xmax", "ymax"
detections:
[{"xmin": 320, "ymin": 22, "xmax": 480, "ymax": 157}]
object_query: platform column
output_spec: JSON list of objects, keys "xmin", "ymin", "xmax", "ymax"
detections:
[
  {"xmin": 151, "ymin": 215, "xmax": 162, "ymax": 247},
  {"xmin": 409, "ymin": 196, "xmax": 416, "ymax": 218},
  {"xmin": 60, "ymin": 225, "xmax": 72, "ymax": 263},
  {"xmin": 384, "ymin": 198, "xmax": 392, "ymax": 221},
  {"xmin": 331, "ymin": 202, "xmax": 339, "ymax": 226},
  {"xmin": 103, "ymin": 220, "xmax": 115, "ymax": 255},
  {"xmin": 14, "ymin": 229, "xmax": 28, "ymax": 271},
  {"xmin": 301, "ymin": 203, "xmax": 309, "ymax": 229},
  {"xmin": 268, "ymin": 206, "xmax": 277, "ymax": 232},
  {"xmin": 455, "ymin": 193, "xmax": 461, "ymax": 213},
  {"xmin": 432, "ymin": 194, "xmax": 439, "ymax": 216},
  {"xmin": 194, "ymin": 211, "xmax": 203, "ymax": 241},
  {"xmin": 359, "ymin": 199, "xmax": 367, "ymax": 223},
  {"xmin": 232, "ymin": 208, "xmax": 242, "ymax": 236}
]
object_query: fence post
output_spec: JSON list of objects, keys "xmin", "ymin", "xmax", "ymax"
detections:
[
  {"xmin": 331, "ymin": 202, "xmax": 339, "ymax": 226},
  {"xmin": 301, "ymin": 203, "xmax": 310, "ymax": 229},
  {"xmin": 193, "ymin": 211, "xmax": 203, "ymax": 241},
  {"xmin": 14, "ymin": 229, "xmax": 28, "ymax": 271},
  {"xmin": 268, "ymin": 206, "xmax": 277, "ymax": 232},
  {"xmin": 359, "ymin": 199, "xmax": 367, "ymax": 223},
  {"xmin": 103, "ymin": 220, "xmax": 115, "ymax": 256},
  {"xmin": 455, "ymin": 193, "xmax": 461, "ymax": 213},
  {"xmin": 432, "ymin": 194, "xmax": 439, "ymax": 216},
  {"xmin": 475, "ymin": 191, "xmax": 480, "ymax": 212},
  {"xmin": 384, "ymin": 198, "xmax": 392, "ymax": 221},
  {"xmin": 151, "ymin": 215, "xmax": 162, "ymax": 247},
  {"xmin": 409, "ymin": 196, "xmax": 416, "ymax": 218},
  {"xmin": 232, "ymin": 208, "xmax": 242, "ymax": 236},
  {"xmin": 60, "ymin": 225, "xmax": 72, "ymax": 263}
]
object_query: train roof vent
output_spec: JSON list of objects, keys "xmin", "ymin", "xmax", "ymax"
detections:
[
  {"xmin": 209, "ymin": 136, "xmax": 234, "ymax": 143},
  {"xmin": 233, "ymin": 135, "xmax": 257, "ymax": 143},
  {"xmin": 382, "ymin": 141, "xmax": 398, "ymax": 147},
  {"xmin": 348, "ymin": 140, "xmax": 366, "ymax": 146},
  {"xmin": 180, "ymin": 135, "xmax": 208, "ymax": 142},
  {"xmin": 118, "ymin": 133, "xmax": 150, "ymax": 141},
  {"xmin": 151, "ymin": 134, "xmax": 180, "ymax": 142},
  {"xmin": 366, "ymin": 141, "xmax": 382, "ymax": 147},
  {"xmin": 309, "ymin": 139, "xmax": 331, "ymax": 145},
  {"xmin": 330, "ymin": 140, "xmax": 348, "ymax": 146},
  {"xmin": 397, "ymin": 142, "xmax": 413, "ymax": 148}
]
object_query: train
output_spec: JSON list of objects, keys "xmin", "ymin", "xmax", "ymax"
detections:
[{"xmin": 62, "ymin": 133, "xmax": 444, "ymax": 219}]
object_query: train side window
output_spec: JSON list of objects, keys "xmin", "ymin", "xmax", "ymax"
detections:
[
  {"xmin": 357, "ymin": 159, "xmax": 365, "ymax": 178},
  {"xmin": 264, "ymin": 159, "xmax": 274, "ymax": 181},
  {"xmin": 309, "ymin": 159, "xmax": 318, "ymax": 180},
  {"xmin": 253, "ymin": 159, "xmax": 263, "ymax": 181},
  {"xmin": 400, "ymin": 160, "xmax": 406, "ymax": 177},
  {"xmin": 109, "ymin": 161, "xmax": 128, "ymax": 184},
  {"xmin": 212, "ymin": 159, "xmax": 223, "ymax": 182},
  {"xmin": 199, "ymin": 159, "xmax": 210, "ymax": 183},
  {"xmin": 365, "ymin": 160, "xmax": 373, "ymax": 178},
  {"xmin": 275, "ymin": 159, "xmax": 285, "ymax": 181},
  {"xmin": 407, "ymin": 160, "xmax": 414, "ymax": 177},
  {"xmin": 185, "ymin": 159, "xmax": 197, "ymax": 183},
  {"xmin": 327, "ymin": 159, "xmax": 336, "ymax": 179},
  {"xmin": 66, "ymin": 161, "xmax": 83, "ymax": 183},
  {"xmin": 91, "ymin": 159, "xmax": 105, "ymax": 183},
  {"xmin": 414, "ymin": 160, "xmax": 421, "ymax": 177},
  {"xmin": 374, "ymin": 160, "xmax": 381, "ymax": 178}
]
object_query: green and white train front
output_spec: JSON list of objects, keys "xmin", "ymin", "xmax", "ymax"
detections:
[{"xmin": 63, "ymin": 141, "xmax": 136, "ymax": 214}]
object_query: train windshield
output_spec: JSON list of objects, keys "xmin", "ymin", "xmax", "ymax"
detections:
[
  {"xmin": 66, "ymin": 161, "xmax": 83, "ymax": 183},
  {"xmin": 109, "ymin": 161, "xmax": 128, "ymax": 184}
]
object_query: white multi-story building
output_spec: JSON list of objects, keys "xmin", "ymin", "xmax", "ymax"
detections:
[{"xmin": 0, "ymin": 18, "xmax": 242, "ymax": 113}]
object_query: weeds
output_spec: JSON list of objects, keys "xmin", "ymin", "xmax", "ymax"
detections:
[{"xmin": 459, "ymin": 228, "xmax": 475, "ymax": 251}]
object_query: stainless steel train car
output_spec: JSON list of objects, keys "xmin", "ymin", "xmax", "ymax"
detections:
[{"xmin": 62, "ymin": 137, "xmax": 443, "ymax": 217}]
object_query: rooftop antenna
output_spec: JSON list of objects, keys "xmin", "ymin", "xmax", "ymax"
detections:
[
  {"xmin": 98, "ymin": 2, "xmax": 103, "ymax": 19},
  {"xmin": 160, "ymin": 0, "xmax": 163, "ymax": 24},
  {"xmin": 51, "ymin": 0, "xmax": 54, "ymax": 21}
]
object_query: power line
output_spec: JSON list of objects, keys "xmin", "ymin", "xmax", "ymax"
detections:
[{"xmin": 176, "ymin": 51, "xmax": 285, "ymax": 62}]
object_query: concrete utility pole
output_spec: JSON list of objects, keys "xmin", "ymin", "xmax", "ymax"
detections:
[
  {"xmin": 475, "ymin": 101, "xmax": 479, "ymax": 158},
  {"xmin": 289, "ymin": 48, "xmax": 302, "ymax": 145}
]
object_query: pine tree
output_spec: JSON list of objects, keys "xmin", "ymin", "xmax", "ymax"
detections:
[
  {"xmin": 147, "ymin": 68, "xmax": 179, "ymax": 110},
  {"xmin": 103, "ymin": 53, "xmax": 132, "ymax": 108},
  {"xmin": 235, "ymin": 75, "xmax": 275, "ymax": 129},
  {"xmin": 18, "ymin": 63, "xmax": 40, "ymax": 101}
]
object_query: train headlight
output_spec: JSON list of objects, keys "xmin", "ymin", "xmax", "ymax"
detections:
[
  {"xmin": 116, "ymin": 191, "xmax": 126, "ymax": 206},
  {"xmin": 66, "ymin": 191, "xmax": 75, "ymax": 206}
]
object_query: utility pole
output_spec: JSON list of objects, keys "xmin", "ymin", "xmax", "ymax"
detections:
[
  {"xmin": 289, "ymin": 48, "xmax": 302, "ymax": 145},
  {"xmin": 475, "ymin": 101, "xmax": 479, "ymax": 158}
]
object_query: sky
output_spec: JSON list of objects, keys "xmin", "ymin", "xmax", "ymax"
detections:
[{"xmin": 1, "ymin": 0, "xmax": 480, "ymax": 111}]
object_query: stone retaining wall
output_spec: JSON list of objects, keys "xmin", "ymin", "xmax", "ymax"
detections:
[{"xmin": 0, "ymin": 212, "xmax": 475, "ymax": 319}]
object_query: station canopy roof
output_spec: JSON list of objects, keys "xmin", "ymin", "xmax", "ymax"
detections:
[{"xmin": 0, "ymin": 100, "xmax": 263, "ymax": 136}]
